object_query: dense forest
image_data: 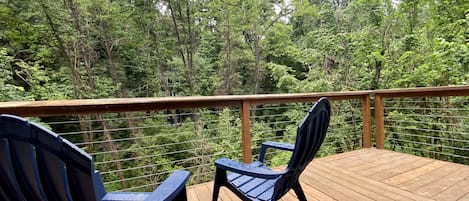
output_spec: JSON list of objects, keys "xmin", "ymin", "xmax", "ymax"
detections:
[
  {"xmin": 1, "ymin": 0, "xmax": 467, "ymax": 100},
  {"xmin": 1, "ymin": 0, "xmax": 468, "ymax": 191}
]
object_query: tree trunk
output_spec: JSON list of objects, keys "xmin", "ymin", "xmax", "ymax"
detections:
[
  {"xmin": 223, "ymin": 11, "xmax": 233, "ymax": 94},
  {"xmin": 168, "ymin": 0, "xmax": 200, "ymax": 132},
  {"xmin": 65, "ymin": 0, "xmax": 127, "ymax": 188},
  {"xmin": 185, "ymin": 1, "xmax": 196, "ymax": 96},
  {"xmin": 253, "ymin": 25, "xmax": 260, "ymax": 94},
  {"xmin": 97, "ymin": 114, "xmax": 127, "ymax": 189},
  {"xmin": 149, "ymin": 28, "xmax": 180, "ymax": 126},
  {"xmin": 371, "ymin": 50, "xmax": 384, "ymax": 90},
  {"xmin": 40, "ymin": 1, "xmax": 95, "ymax": 153},
  {"xmin": 168, "ymin": 0, "xmax": 207, "ymax": 182}
]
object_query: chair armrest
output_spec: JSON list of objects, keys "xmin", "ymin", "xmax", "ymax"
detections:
[
  {"xmin": 215, "ymin": 158, "xmax": 284, "ymax": 179},
  {"xmin": 93, "ymin": 171, "xmax": 107, "ymax": 200},
  {"xmin": 259, "ymin": 141, "xmax": 294, "ymax": 163},
  {"xmin": 144, "ymin": 170, "xmax": 190, "ymax": 201},
  {"xmin": 102, "ymin": 192, "xmax": 151, "ymax": 201}
]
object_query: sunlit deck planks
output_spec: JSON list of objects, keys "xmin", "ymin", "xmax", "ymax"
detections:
[{"xmin": 188, "ymin": 148, "xmax": 469, "ymax": 201}]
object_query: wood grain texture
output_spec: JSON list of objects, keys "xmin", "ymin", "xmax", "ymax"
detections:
[
  {"xmin": 432, "ymin": 177, "xmax": 469, "ymax": 201},
  {"xmin": 414, "ymin": 167, "xmax": 469, "ymax": 197},
  {"xmin": 361, "ymin": 95, "xmax": 372, "ymax": 148},
  {"xmin": 383, "ymin": 160, "xmax": 447, "ymax": 185},
  {"xmin": 241, "ymin": 100, "xmax": 252, "ymax": 163},
  {"xmin": 1, "ymin": 85, "xmax": 467, "ymax": 117},
  {"xmin": 374, "ymin": 94, "xmax": 385, "ymax": 149},
  {"xmin": 188, "ymin": 149, "xmax": 469, "ymax": 201},
  {"xmin": 0, "ymin": 91, "xmax": 370, "ymax": 116},
  {"xmin": 373, "ymin": 85, "xmax": 469, "ymax": 98}
]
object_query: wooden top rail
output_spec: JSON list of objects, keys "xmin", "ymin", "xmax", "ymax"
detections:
[
  {"xmin": 373, "ymin": 85, "xmax": 469, "ymax": 98},
  {"xmin": 0, "ymin": 85, "xmax": 468, "ymax": 117},
  {"xmin": 0, "ymin": 91, "xmax": 370, "ymax": 117}
]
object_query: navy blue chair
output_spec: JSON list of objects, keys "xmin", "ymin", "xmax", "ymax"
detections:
[
  {"xmin": 0, "ymin": 114, "xmax": 190, "ymax": 201},
  {"xmin": 212, "ymin": 97, "xmax": 331, "ymax": 201}
]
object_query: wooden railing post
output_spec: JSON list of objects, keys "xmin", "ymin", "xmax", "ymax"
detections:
[
  {"xmin": 241, "ymin": 100, "xmax": 252, "ymax": 163},
  {"xmin": 361, "ymin": 95, "xmax": 372, "ymax": 148},
  {"xmin": 375, "ymin": 94, "xmax": 385, "ymax": 149}
]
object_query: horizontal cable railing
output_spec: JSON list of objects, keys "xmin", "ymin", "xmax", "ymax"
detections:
[
  {"xmin": 23, "ymin": 98, "xmax": 368, "ymax": 192},
  {"xmin": 45, "ymin": 108, "xmax": 243, "ymax": 192},
  {"xmin": 2, "ymin": 86, "xmax": 469, "ymax": 192},
  {"xmin": 382, "ymin": 97, "xmax": 469, "ymax": 164},
  {"xmin": 0, "ymin": 91, "xmax": 372, "ymax": 192}
]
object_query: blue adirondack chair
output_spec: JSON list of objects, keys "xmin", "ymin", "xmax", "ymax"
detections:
[
  {"xmin": 212, "ymin": 97, "xmax": 331, "ymax": 201},
  {"xmin": 0, "ymin": 114, "xmax": 190, "ymax": 201}
]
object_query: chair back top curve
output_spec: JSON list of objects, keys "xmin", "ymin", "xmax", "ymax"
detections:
[
  {"xmin": 289, "ymin": 97, "xmax": 330, "ymax": 169},
  {"xmin": 0, "ymin": 114, "xmax": 102, "ymax": 201},
  {"xmin": 275, "ymin": 97, "xmax": 331, "ymax": 199}
]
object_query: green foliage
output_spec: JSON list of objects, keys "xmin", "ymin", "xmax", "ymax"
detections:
[
  {"xmin": 1, "ymin": 0, "xmax": 466, "ymax": 98},
  {"xmin": 0, "ymin": 48, "xmax": 28, "ymax": 101},
  {"xmin": 209, "ymin": 108, "xmax": 242, "ymax": 160},
  {"xmin": 384, "ymin": 97, "xmax": 469, "ymax": 164},
  {"xmin": 268, "ymin": 63, "xmax": 299, "ymax": 91},
  {"xmin": 1, "ymin": 0, "xmax": 468, "ymax": 189}
]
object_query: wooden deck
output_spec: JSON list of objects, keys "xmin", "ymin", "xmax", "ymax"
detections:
[{"xmin": 187, "ymin": 148, "xmax": 469, "ymax": 201}]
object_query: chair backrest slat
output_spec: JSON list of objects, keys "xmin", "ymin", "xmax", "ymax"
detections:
[
  {"xmin": 289, "ymin": 98, "xmax": 330, "ymax": 169},
  {"xmin": 275, "ymin": 97, "xmax": 330, "ymax": 199},
  {"xmin": 0, "ymin": 114, "xmax": 100, "ymax": 201},
  {"xmin": 63, "ymin": 143, "xmax": 99, "ymax": 201},
  {"xmin": 4, "ymin": 117, "xmax": 48, "ymax": 201},
  {"xmin": 0, "ymin": 138, "xmax": 26, "ymax": 201},
  {"xmin": 33, "ymin": 125, "xmax": 74, "ymax": 201}
]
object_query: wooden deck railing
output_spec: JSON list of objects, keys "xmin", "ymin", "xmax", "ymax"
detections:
[
  {"xmin": 0, "ymin": 85, "xmax": 468, "ymax": 164},
  {"xmin": 0, "ymin": 91, "xmax": 372, "ymax": 163},
  {"xmin": 373, "ymin": 86, "xmax": 469, "ymax": 149}
]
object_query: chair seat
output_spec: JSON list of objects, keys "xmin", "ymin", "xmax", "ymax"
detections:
[
  {"xmin": 227, "ymin": 161, "xmax": 279, "ymax": 201},
  {"xmin": 212, "ymin": 98, "xmax": 330, "ymax": 201}
]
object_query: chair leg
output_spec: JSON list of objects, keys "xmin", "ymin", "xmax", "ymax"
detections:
[
  {"xmin": 174, "ymin": 187, "xmax": 187, "ymax": 201},
  {"xmin": 212, "ymin": 183, "xmax": 221, "ymax": 201},
  {"xmin": 293, "ymin": 182, "xmax": 307, "ymax": 201},
  {"xmin": 212, "ymin": 168, "xmax": 226, "ymax": 201}
]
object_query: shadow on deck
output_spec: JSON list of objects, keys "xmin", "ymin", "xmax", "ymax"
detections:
[{"xmin": 187, "ymin": 149, "xmax": 469, "ymax": 201}]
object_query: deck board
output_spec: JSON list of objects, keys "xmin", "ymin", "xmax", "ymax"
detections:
[
  {"xmin": 317, "ymin": 160, "xmax": 433, "ymax": 201},
  {"xmin": 369, "ymin": 157, "xmax": 434, "ymax": 181},
  {"xmin": 432, "ymin": 177, "xmax": 469, "ymax": 201},
  {"xmin": 415, "ymin": 167, "xmax": 469, "ymax": 197},
  {"xmin": 187, "ymin": 148, "xmax": 469, "ymax": 201},
  {"xmin": 383, "ymin": 160, "xmax": 447, "ymax": 185},
  {"xmin": 307, "ymin": 164, "xmax": 394, "ymax": 201},
  {"xmin": 400, "ymin": 164, "xmax": 459, "ymax": 191},
  {"xmin": 458, "ymin": 193, "xmax": 469, "ymax": 201}
]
